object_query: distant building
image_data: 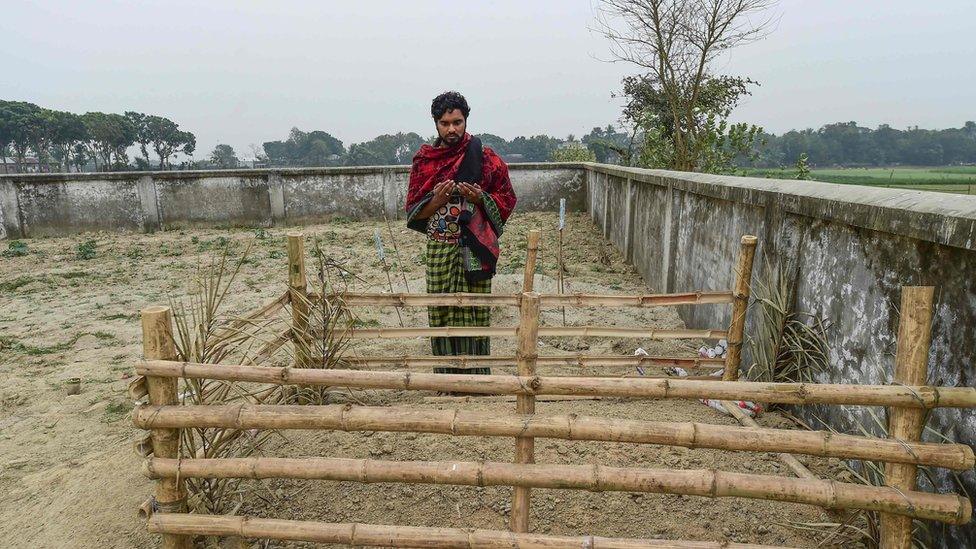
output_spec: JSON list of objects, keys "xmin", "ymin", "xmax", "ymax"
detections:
[{"xmin": 0, "ymin": 157, "xmax": 51, "ymax": 174}]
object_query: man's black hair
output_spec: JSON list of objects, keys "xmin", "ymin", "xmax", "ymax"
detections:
[{"xmin": 431, "ymin": 91, "xmax": 470, "ymax": 120}]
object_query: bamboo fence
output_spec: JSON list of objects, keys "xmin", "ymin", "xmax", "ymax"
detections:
[{"xmin": 127, "ymin": 229, "xmax": 973, "ymax": 549}]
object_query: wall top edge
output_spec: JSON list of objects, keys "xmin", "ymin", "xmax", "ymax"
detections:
[
  {"xmin": 0, "ymin": 162, "xmax": 586, "ymax": 183},
  {"xmin": 584, "ymin": 163, "xmax": 976, "ymax": 252}
]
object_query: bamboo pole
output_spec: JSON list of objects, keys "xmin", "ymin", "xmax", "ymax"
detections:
[
  {"xmin": 315, "ymin": 291, "xmax": 734, "ymax": 308},
  {"xmin": 523, "ymin": 229, "xmax": 541, "ymax": 291},
  {"xmin": 287, "ymin": 232, "xmax": 310, "ymax": 368},
  {"xmin": 880, "ymin": 286, "xmax": 935, "ymax": 549},
  {"xmin": 512, "ymin": 292, "xmax": 540, "ymax": 532},
  {"xmin": 724, "ymin": 235, "xmax": 758, "ymax": 381},
  {"xmin": 339, "ymin": 326, "xmax": 727, "ymax": 340},
  {"xmin": 336, "ymin": 354, "xmax": 727, "ymax": 370},
  {"xmin": 136, "ymin": 360, "xmax": 976, "ymax": 409},
  {"xmin": 148, "ymin": 514, "xmax": 787, "ymax": 549},
  {"xmin": 139, "ymin": 306, "xmax": 192, "ymax": 549},
  {"xmin": 143, "ymin": 457, "xmax": 972, "ymax": 524},
  {"xmin": 132, "ymin": 404, "xmax": 975, "ymax": 470},
  {"xmin": 720, "ymin": 401, "xmax": 817, "ymax": 479}
]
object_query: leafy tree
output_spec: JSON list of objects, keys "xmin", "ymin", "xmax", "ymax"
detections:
[
  {"xmin": 475, "ymin": 133, "xmax": 509, "ymax": 155},
  {"xmin": 551, "ymin": 144, "xmax": 597, "ymax": 162},
  {"xmin": 49, "ymin": 110, "xmax": 87, "ymax": 172},
  {"xmin": 209, "ymin": 144, "xmax": 239, "ymax": 169},
  {"xmin": 144, "ymin": 115, "xmax": 195, "ymax": 168},
  {"xmin": 0, "ymin": 101, "xmax": 19, "ymax": 168},
  {"xmin": 582, "ymin": 124, "xmax": 630, "ymax": 163},
  {"xmin": 125, "ymin": 111, "xmax": 153, "ymax": 165},
  {"xmin": 794, "ymin": 153, "xmax": 810, "ymax": 180},
  {"xmin": 345, "ymin": 132, "xmax": 425, "ymax": 166},
  {"xmin": 3, "ymin": 101, "xmax": 42, "ymax": 170},
  {"xmin": 262, "ymin": 127, "xmax": 345, "ymax": 167},
  {"xmin": 508, "ymin": 135, "xmax": 561, "ymax": 162},
  {"xmin": 81, "ymin": 112, "xmax": 136, "ymax": 170},
  {"xmin": 596, "ymin": 0, "xmax": 776, "ymax": 172}
]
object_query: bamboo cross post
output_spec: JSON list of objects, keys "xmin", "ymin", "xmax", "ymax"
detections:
[
  {"xmin": 522, "ymin": 230, "xmax": 541, "ymax": 292},
  {"xmin": 140, "ymin": 306, "xmax": 192, "ymax": 549},
  {"xmin": 511, "ymin": 291, "xmax": 541, "ymax": 533},
  {"xmin": 287, "ymin": 232, "xmax": 310, "ymax": 368},
  {"xmin": 880, "ymin": 286, "xmax": 935, "ymax": 549},
  {"xmin": 723, "ymin": 235, "xmax": 758, "ymax": 381}
]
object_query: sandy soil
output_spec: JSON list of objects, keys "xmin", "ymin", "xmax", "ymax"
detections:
[{"xmin": 0, "ymin": 212, "xmax": 858, "ymax": 548}]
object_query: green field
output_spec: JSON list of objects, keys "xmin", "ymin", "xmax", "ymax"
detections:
[{"xmin": 743, "ymin": 166, "xmax": 976, "ymax": 195}]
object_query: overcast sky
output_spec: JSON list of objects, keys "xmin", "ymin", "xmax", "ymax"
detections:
[{"xmin": 3, "ymin": 1, "xmax": 974, "ymax": 158}]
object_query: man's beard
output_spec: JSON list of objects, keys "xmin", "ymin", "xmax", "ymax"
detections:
[{"xmin": 442, "ymin": 132, "xmax": 461, "ymax": 144}]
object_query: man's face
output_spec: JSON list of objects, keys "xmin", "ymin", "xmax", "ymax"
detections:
[{"xmin": 435, "ymin": 109, "xmax": 466, "ymax": 145}]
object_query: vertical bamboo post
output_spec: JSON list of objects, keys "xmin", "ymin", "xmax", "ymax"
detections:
[
  {"xmin": 511, "ymin": 291, "xmax": 541, "ymax": 533},
  {"xmin": 723, "ymin": 235, "xmax": 758, "ymax": 381},
  {"xmin": 287, "ymin": 232, "xmax": 310, "ymax": 368},
  {"xmin": 141, "ymin": 306, "xmax": 192, "ymax": 549},
  {"xmin": 880, "ymin": 286, "xmax": 934, "ymax": 549},
  {"xmin": 522, "ymin": 230, "xmax": 541, "ymax": 292}
]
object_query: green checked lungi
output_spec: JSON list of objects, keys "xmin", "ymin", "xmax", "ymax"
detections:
[{"xmin": 426, "ymin": 239, "xmax": 492, "ymax": 374}]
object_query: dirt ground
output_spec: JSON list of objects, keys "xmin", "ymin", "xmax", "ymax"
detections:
[{"xmin": 0, "ymin": 212, "xmax": 858, "ymax": 548}]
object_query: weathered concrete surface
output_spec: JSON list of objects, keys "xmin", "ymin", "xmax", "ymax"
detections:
[
  {"xmin": 0, "ymin": 163, "xmax": 586, "ymax": 239},
  {"xmin": 586, "ymin": 164, "xmax": 976, "ymax": 548}
]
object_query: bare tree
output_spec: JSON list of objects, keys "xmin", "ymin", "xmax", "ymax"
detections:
[{"xmin": 595, "ymin": 0, "xmax": 777, "ymax": 171}]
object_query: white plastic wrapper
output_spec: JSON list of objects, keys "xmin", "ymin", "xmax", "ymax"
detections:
[
  {"xmin": 559, "ymin": 198, "xmax": 566, "ymax": 230},
  {"xmin": 634, "ymin": 347, "xmax": 649, "ymax": 375},
  {"xmin": 665, "ymin": 365, "xmax": 761, "ymax": 417}
]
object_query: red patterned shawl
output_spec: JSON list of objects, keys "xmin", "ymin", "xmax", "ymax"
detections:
[{"xmin": 405, "ymin": 133, "xmax": 517, "ymax": 222}]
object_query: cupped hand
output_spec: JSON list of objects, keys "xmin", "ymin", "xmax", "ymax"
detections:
[{"xmin": 457, "ymin": 182, "xmax": 483, "ymax": 204}]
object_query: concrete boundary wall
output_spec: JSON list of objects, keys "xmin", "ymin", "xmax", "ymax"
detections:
[
  {"xmin": 585, "ymin": 163, "xmax": 976, "ymax": 548},
  {"xmin": 0, "ymin": 163, "xmax": 586, "ymax": 239}
]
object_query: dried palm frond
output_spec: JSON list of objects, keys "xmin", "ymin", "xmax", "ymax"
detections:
[
  {"xmin": 168, "ymin": 241, "xmax": 289, "ymax": 516},
  {"xmin": 746, "ymin": 259, "xmax": 829, "ymax": 384}
]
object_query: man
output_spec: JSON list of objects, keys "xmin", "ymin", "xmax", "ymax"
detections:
[{"xmin": 405, "ymin": 91, "xmax": 517, "ymax": 374}]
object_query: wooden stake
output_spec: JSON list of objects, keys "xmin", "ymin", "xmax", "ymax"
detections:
[
  {"xmin": 880, "ymin": 286, "xmax": 935, "ymax": 549},
  {"xmin": 140, "ymin": 306, "xmax": 192, "ymax": 549},
  {"xmin": 512, "ymin": 292, "xmax": 540, "ymax": 533},
  {"xmin": 143, "ymin": 457, "xmax": 971, "ymax": 524},
  {"xmin": 137, "ymin": 360, "xmax": 976, "ymax": 409},
  {"xmin": 558, "ymin": 198, "xmax": 567, "ymax": 325},
  {"xmin": 287, "ymin": 232, "xmax": 310, "ymax": 367},
  {"xmin": 149, "ymin": 514, "xmax": 788, "ymax": 549},
  {"xmin": 724, "ymin": 235, "xmax": 758, "ymax": 381},
  {"xmin": 523, "ymin": 230, "xmax": 541, "ymax": 291}
]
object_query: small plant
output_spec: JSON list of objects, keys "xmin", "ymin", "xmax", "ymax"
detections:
[
  {"xmin": 102, "ymin": 399, "xmax": 134, "ymax": 423},
  {"xmin": 795, "ymin": 153, "xmax": 811, "ymax": 181},
  {"xmin": 2, "ymin": 241, "xmax": 28, "ymax": 258},
  {"xmin": 253, "ymin": 228, "xmax": 269, "ymax": 240},
  {"xmin": 76, "ymin": 239, "xmax": 97, "ymax": 260}
]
